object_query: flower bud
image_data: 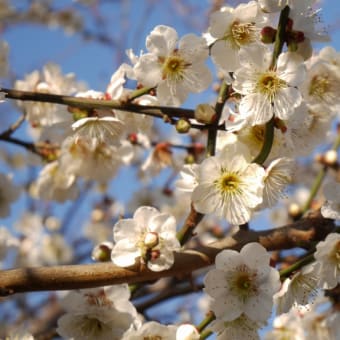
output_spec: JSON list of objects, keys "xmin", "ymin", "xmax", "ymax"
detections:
[
  {"xmin": 176, "ymin": 324, "xmax": 200, "ymax": 340},
  {"xmin": 288, "ymin": 203, "xmax": 301, "ymax": 218},
  {"xmin": 261, "ymin": 26, "xmax": 277, "ymax": 44},
  {"xmin": 194, "ymin": 104, "xmax": 216, "ymax": 124},
  {"xmin": 144, "ymin": 232, "xmax": 159, "ymax": 248},
  {"xmin": 324, "ymin": 150, "xmax": 338, "ymax": 166},
  {"xmin": 258, "ymin": 0, "xmax": 286, "ymax": 13},
  {"xmin": 91, "ymin": 242, "xmax": 113, "ymax": 262},
  {"xmin": 176, "ymin": 118, "xmax": 191, "ymax": 133}
]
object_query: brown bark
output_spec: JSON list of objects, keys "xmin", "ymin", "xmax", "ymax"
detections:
[{"xmin": 0, "ymin": 216, "xmax": 335, "ymax": 296}]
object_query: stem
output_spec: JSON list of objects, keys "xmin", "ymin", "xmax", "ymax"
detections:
[
  {"xmin": 206, "ymin": 82, "xmax": 229, "ymax": 156},
  {"xmin": 270, "ymin": 5, "xmax": 290, "ymax": 69},
  {"xmin": 0, "ymin": 114, "xmax": 26, "ymax": 138},
  {"xmin": 199, "ymin": 329, "xmax": 213, "ymax": 339},
  {"xmin": 301, "ymin": 131, "xmax": 340, "ymax": 215},
  {"xmin": 176, "ymin": 204, "xmax": 204, "ymax": 245},
  {"xmin": 0, "ymin": 135, "xmax": 38, "ymax": 154},
  {"xmin": 127, "ymin": 86, "xmax": 154, "ymax": 101},
  {"xmin": 279, "ymin": 253, "xmax": 315, "ymax": 279},
  {"xmin": 252, "ymin": 6, "xmax": 290, "ymax": 164},
  {"xmin": 252, "ymin": 117, "xmax": 274, "ymax": 165},
  {"xmin": 196, "ymin": 311, "xmax": 216, "ymax": 333}
]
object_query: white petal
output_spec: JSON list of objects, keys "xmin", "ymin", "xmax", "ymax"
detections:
[
  {"xmin": 133, "ymin": 206, "xmax": 160, "ymax": 228},
  {"xmin": 277, "ymin": 52, "xmax": 306, "ymax": 86},
  {"xmin": 113, "ymin": 219, "xmax": 140, "ymax": 242},
  {"xmin": 274, "ymin": 87, "xmax": 301, "ymax": 120},
  {"xmin": 134, "ymin": 54, "xmax": 162, "ymax": 87},
  {"xmin": 179, "ymin": 34, "xmax": 208, "ymax": 63},
  {"xmin": 239, "ymin": 93, "xmax": 273, "ymax": 125},
  {"xmin": 146, "ymin": 25, "xmax": 178, "ymax": 56},
  {"xmin": 211, "ymin": 41, "xmax": 240, "ymax": 72},
  {"xmin": 111, "ymin": 240, "xmax": 139, "ymax": 267}
]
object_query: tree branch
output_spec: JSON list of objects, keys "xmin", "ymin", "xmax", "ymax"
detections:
[
  {"xmin": 1, "ymin": 87, "xmax": 195, "ymax": 120},
  {"xmin": 0, "ymin": 216, "xmax": 334, "ymax": 296}
]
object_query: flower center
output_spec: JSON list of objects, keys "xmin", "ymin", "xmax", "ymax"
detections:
[
  {"xmin": 309, "ymin": 75, "xmax": 330, "ymax": 99},
  {"xmin": 256, "ymin": 71, "xmax": 287, "ymax": 101},
  {"xmin": 79, "ymin": 316, "xmax": 108, "ymax": 336},
  {"xmin": 139, "ymin": 230, "xmax": 162, "ymax": 263},
  {"xmin": 216, "ymin": 172, "xmax": 241, "ymax": 195},
  {"xmin": 331, "ymin": 240, "xmax": 340, "ymax": 263},
  {"xmin": 231, "ymin": 21, "xmax": 257, "ymax": 47},
  {"xmin": 230, "ymin": 265, "xmax": 257, "ymax": 301},
  {"xmin": 251, "ymin": 125, "xmax": 265, "ymax": 143},
  {"xmin": 161, "ymin": 55, "xmax": 190, "ymax": 82}
]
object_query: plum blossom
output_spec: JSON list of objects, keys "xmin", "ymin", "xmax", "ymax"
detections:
[
  {"xmin": 34, "ymin": 160, "xmax": 78, "ymax": 202},
  {"xmin": 176, "ymin": 324, "xmax": 200, "ymax": 340},
  {"xmin": 259, "ymin": 157, "xmax": 294, "ymax": 209},
  {"xmin": 274, "ymin": 263, "xmax": 318, "ymax": 314},
  {"xmin": 59, "ymin": 116, "xmax": 133, "ymax": 183},
  {"xmin": 14, "ymin": 63, "xmax": 83, "ymax": 126},
  {"xmin": 57, "ymin": 285, "xmax": 139, "ymax": 340},
  {"xmin": 121, "ymin": 321, "xmax": 177, "ymax": 339},
  {"xmin": 301, "ymin": 59, "xmax": 340, "ymax": 115},
  {"xmin": 211, "ymin": 314, "xmax": 263, "ymax": 340},
  {"xmin": 111, "ymin": 206, "xmax": 180, "ymax": 271},
  {"xmin": 40, "ymin": 233, "xmax": 73, "ymax": 265},
  {"xmin": 233, "ymin": 47, "xmax": 306, "ymax": 125},
  {"xmin": 314, "ymin": 233, "xmax": 340, "ymax": 289},
  {"xmin": 207, "ymin": 1, "xmax": 265, "ymax": 72},
  {"xmin": 204, "ymin": 243, "xmax": 280, "ymax": 322},
  {"xmin": 134, "ymin": 25, "xmax": 212, "ymax": 106},
  {"xmin": 321, "ymin": 179, "xmax": 340, "ymax": 220},
  {"xmin": 191, "ymin": 143, "xmax": 265, "ymax": 225},
  {"xmin": 0, "ymin": 227, "xmax": 19, "ymax": 263},
  {"xmin": 264, "ymin": 308, "xmax": 305, "ymax": 340}
]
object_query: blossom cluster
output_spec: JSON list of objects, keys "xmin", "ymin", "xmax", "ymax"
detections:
[{"xmin": 1, "ymin": 0, "xmax": 340, "ymax": 339}]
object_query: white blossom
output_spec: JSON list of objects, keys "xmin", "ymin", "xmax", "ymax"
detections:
[
  {"xmin": 208, "ymin": 1, "xmax": 264, "ymax": 72},
  {"xmin": 259, "ymin": 157, "xmax": 294, "ymax": 209},
  {"xmin": 211, "ymin": 314, "xmax": 262, "ymax": 340},
  {"xmin": 59, "ymin": 122, "xmax": 133, "ymax": 183},
  {"xmin": 134, "ymin": 25, "xmax": 212, "ymax": 106},
  {"xmin": 40, "ymin": 233, "xmax": 73, "ymax": 265},
  {"xmin": 176, "ymin": 324, "xmax": 200, "ymax": 340},
  {"xmin": 321, "ymin": 179, "xmax": 340, "ymax": 220},
  {"xmin": 314, "ymin": 233, "xmax": 340, "ymax": 289},
  {"xmin": 14, "ymin": 63, "xmax": 82, "ymax": 126},
  {"xmin": 274, "ymin": 263, "xmax": 318, "ymax": 314},
  {"xmin": 57, "ymin": 285, "xmax": 139, "ymax": 340},
  {"xmin": 192, "ymin": 144, "xmax": 265, "ymax": 225},
  {"xmin": 204, "ymin": 242, "xmax": 280, "ymax": 322},
  {"xmin": 233, "ymin": 47, "xmax": 305, "ymax": 125},
  {"xmin": 122, "ymin": 321, "xmax": 177, "ymax": 339},
  {"xmin": 34, "ymin": 160, "xmax": 78, "ymax": 202},
  {"xmin": 301, "ymin": 60, "xmax": 340, "ymax": 115},
  {"xmin": 0, "ymin": 226, "xmax": 19, "ymax": 262},
  {"xmin": 265, "ymin": 308, "xmax": 306, "ymax": 340},
  {"xmin": 111, "ymin": 206, "xmax": 180, "ymax": 271}
]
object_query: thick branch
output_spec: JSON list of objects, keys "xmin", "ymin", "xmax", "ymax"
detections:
[
  {"xmin": 0, "ymin": 216, "xmax": 334, "ymax": 296},
  {"xmin": 1, "ymin": 88, "xmax": 195, "ymax": 120}
]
